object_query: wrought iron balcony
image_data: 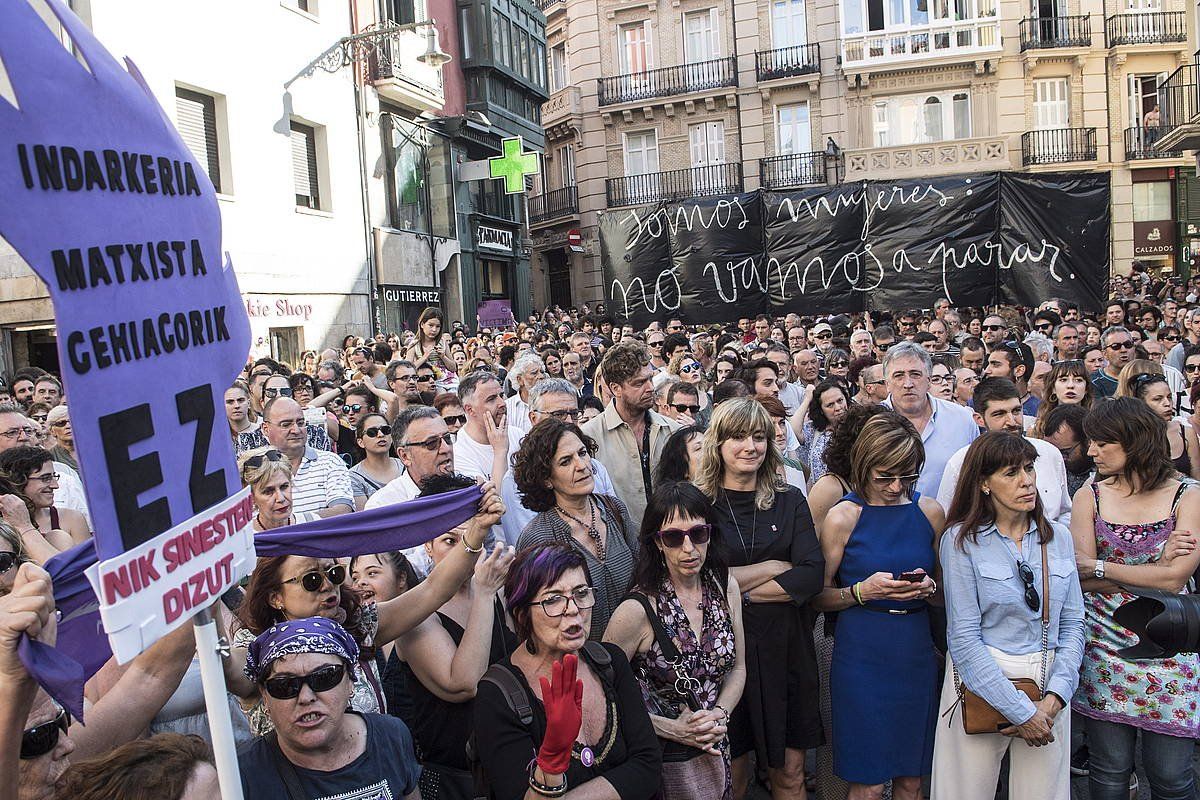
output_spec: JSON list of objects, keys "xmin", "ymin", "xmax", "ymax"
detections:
[
  {"xmin": 755, "ymin": 43, "xmax": 821, "ymax": 81},
  {"xmin": 1106, "ymin": 11, "xmax": 1187, "ymax": 46},
  {"xmin": 1156, "ymin": 61, "xmax": 1200, "ymax": 150},
  {"xmin": 1019, "ymin": 16, "xmax": 1091, "ymax": 50},
  {"xmin": 1125, "ymin": 126, "xmax": 1183, "ymax": 159},
  {"xmin": 536, "ymin": 0, "xmax": 562, "ymax": 10},
  {"xmin": 841, "ymin": 18, "xmax": 1000, "ymax": 68},
  {"xmin": 529, "ymin": 186, "xmax": 579, "ymax": 223},
  {"xmin": 598, "ymin": 57, "xmax": 737, "ymax": 106},
  {"xmin": 606, "ymin": 163, "xmax": 743, "ymax": 207},
  {"xmin": 367, "ymin": 25, "xmax": 445, "ymax": 112},
  {"xmin": 1021, "ymin": 128, "xmax": 1097, "ymax": 166},
  {"xmin": 760, "ymin": 152, "xmax": 827, "ymax": 189}
]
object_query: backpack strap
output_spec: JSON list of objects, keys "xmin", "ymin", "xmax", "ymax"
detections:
[
  {"xmin": 479, "ymin": 663, "xmax": 534, "ymax": 726},
  {"xmin": 266, "ymin": 730, "xmax": 310, "ymax": 800},
  {"xmin": 581, "ymin": 639, "xmax": 615, "ymax": 686}
]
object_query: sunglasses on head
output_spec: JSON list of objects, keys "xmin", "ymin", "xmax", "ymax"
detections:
[
  {"xmin": 242, "ymin": 449, "xmax": 285, "ymax": 475},
  {"xmin": 671, "ymin": 403, "xmax": 701, "ymax": 414},
  {"xmin": 656, "ymin": 523, "xmax": 712, "ymax": 548},
  {"xmin": 341, "ymin": 404, "xmax": 365, "ymax": 414},
  {"xmin": 362, "ymin": 425, "xmax": 392, "ymax": 438},
  {"xmin": 282, "ymin": 564, "xmax": 347, "ymax": 593},
  {"xmin": 263, "ymin": 663, "xmax": 347, "ymax": 700},
  {"xmin": 441, "ymin": 414, "xmax": 467, "ymax": 426},
  {"xmin": 20, "ymin": 707, "xmax": 69, "ymax": 760}
]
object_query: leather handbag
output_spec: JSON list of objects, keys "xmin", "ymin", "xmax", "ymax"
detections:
[{"xmin": 951, "ymin": 538, "xmax": 1050, "ymax": 735}]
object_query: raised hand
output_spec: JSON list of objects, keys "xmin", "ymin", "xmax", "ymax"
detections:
[
  {"xmin": 472, "ymin": 542, "xmax": 515, "ymax": 594},
  {"xmin": 537, "ymin": 653, "xmax": 584, "ymax": 776}
]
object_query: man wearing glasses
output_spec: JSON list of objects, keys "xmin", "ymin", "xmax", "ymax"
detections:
[
  {"xmin": 645, "ymin": 331, "xmax": 667, "ymax": 371},
  {"xmin": 872, "ymin": 324, "xmax": 896, "ymax": 359},
  {"xmin": 500, "ymin": 378, "xmax": 618, "ymax": 543},
  {"xmin": 1091, "ymin": 326, "xmax": 1135, "ymax": 400},
  {"xmin": 1165, "ymin": 307, "xmax": 1200, "ymax": 372},
  {"xmin": 383, "ymin": 360, "xmax": 423, "ymax": 421},
  {"xmin": 0, "ymin": 404, "xmax": 89, "ymax": 525},
  {"xmin": 262, "ymin": 397, "xmax": 353, "ymax": 518},
  {"xmin": 366, "ymin": 405, "xmax": 461, "ymax": 575},
  {"xmin": 981, "ymin": 314, "xmax": 1008, "ymax": 351}
]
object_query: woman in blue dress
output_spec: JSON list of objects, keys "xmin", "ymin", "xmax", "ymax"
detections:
[{"xmin": 813, "ymin": 411, "xmax": 944, "ymax": 800}]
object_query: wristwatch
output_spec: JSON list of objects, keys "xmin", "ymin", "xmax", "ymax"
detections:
[{"xmin": 1093, "ymin": 560, "xmax": 1106, "ymax": 580}]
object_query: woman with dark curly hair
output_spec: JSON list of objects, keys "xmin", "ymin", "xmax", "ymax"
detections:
[
  {"xmin": 514, "ymin": 418, "xmax": 638, "ymax": 638},
  {"xmin": 0, "ymin": 445, "xmax": 89, "ymax": 547},
  {"xmin": 796, "ymin": 379, "xmax": 854, "ymax": 487}
]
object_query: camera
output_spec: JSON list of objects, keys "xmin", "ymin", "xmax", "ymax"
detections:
[{"xmin": 1114, "ymin": 591, "xmax": 1200, "ymax": 659}]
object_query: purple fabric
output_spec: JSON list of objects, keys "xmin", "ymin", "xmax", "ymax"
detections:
[{"xmin": 18, "ymin": 485, "xmax": 482, "ymax": 720}]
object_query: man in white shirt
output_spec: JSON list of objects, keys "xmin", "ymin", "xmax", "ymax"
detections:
[
  {"xmin": 936, "ymin": 377, "xmax": 1071, "ymax": 528},
  {"xmin": 454, "ymin": 370, "xmax": 509, "ymax": 482},
  {"xmin": 366, "ymin": 405, "xmax": 456, "ymax": 575},
  {"xmin": 262, "ymin": 397, "xmax": 352, "ymax": 517}
]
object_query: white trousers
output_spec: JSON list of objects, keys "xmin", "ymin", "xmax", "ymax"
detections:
[{"xmin": 930, "ymin": 648, "xmax": 1071, "ymax": 800}]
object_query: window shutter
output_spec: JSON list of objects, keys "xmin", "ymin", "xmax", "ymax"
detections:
[
  {"xmin": 290, "ymin": 122, "xmax": 320, "ymax": 209},
  {"xmin": 175, "ymin": 89, "xmax": 221, "ymax": 193}
]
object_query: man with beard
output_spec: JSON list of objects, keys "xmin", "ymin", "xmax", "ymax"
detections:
[
  {"xmin": 382, "ymin": 360, "xmax": 424, "ymax": 421},
  {"xmin": 935, "ymin": 377, "xmax": 1071, "ymax": 527},
  {"xmin": 981, "ymin": 313, "xmax": 1008, "ymax": 351},
  {"xmin": 453, "ymin": 370, "xmax": 510, "ymax": 483},
  {"xmin": 1042, "ymin": 403, "xmax": 1093, "ymax": 498},
  {"xmin": 562, "ymin": 351, "xmax": 594, "ymax": 399},
  {"xmin": 959, "ymin": 336, "xmax": 986, "ymax": 373},
  {"xmin": 415, "ymin": 362, "xmax": 438, "ymax": 403},
  {"xmin": 1091, "ymin": 326, "xmax": 1134, "ymax": 400},
  {"xmin": 1053, "ymin": 323, "xmax": 1080, "ymax": 362},
  {"xmin": 263, "ymin": 397, "xmax": 353, "ymax": 517}
]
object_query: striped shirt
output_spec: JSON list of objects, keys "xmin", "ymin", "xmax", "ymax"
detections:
[{"xmin": 291, "ymin": 447, "xmax": 354, "ymax": 515}]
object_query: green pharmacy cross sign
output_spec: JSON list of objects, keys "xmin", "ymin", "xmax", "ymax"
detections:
[{"xmin": 489, "ymin": 136, "xmax": 540, "ymax": 194}]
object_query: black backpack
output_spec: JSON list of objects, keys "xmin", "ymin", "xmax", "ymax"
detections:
[{"xmin": 467, "ymin": 641, "xmax": 613, "ymax": 800}]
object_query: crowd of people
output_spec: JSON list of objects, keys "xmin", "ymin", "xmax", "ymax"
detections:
[{"xmin": 4, "ymin": 285, "xmax": 1200, "ymax": 800}]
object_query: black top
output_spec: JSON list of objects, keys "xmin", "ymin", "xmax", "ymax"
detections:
[
  {"xmin": 377, "ymin": 648, "xmax": 413, "ymax": 727},
  {"xmin": 715, "ymin": 487, "xmax": 824, "ymax": 606},
  {"xmin": 473, "ymin": 642, "xmax": 661, "ymax": 800},
  {"xmin": 401, "ymin": 600, "xmax": 516, "ymax": 770},
  {"xmin": 337, "ymin": 425, "xmax": 365, "ymax": 466}
]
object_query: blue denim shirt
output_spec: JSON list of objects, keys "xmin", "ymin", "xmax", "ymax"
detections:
[{"xmin": 941, "ymin": 519, "xmax": 1086, "ymax": 725}]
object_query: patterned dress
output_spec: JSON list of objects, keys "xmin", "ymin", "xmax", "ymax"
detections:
[
  {"xmin": 630, "ymin": 573, "xmax": 737, "ymax": 800},
  {"xmin": 1073, "ymin": 483, "xmax": 1200, "ymax": 738}
]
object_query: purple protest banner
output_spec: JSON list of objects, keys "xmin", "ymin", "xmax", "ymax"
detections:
[
  {"xmin": 0, "ymin": 0, "xmax": 256, "ymax": 663},
  {"xmin": 477, "ymin": 298, "xmax": 515, "ymax": 329}
]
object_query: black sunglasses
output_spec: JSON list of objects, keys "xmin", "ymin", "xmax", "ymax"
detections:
[
  {"xmin": 1106, "ymin": 341, "xmax": 1134, "ymax": 350},
  {"xmin": 400, "ymin": 432, "xmax": 454, "ymax": 451},
  {"xmin": 264, "ymin": 387, "xmax": 293, "ymax": 398},
  {"xmin": 441, "ymin": 414, "xmax": 467, "ymax": 426},
  {"xmin": 0, "ymin": 551, "xmax": 23, "ymax": 574},
  {"xmin": 362, "ymin": 425, "xmax": 392, "ymax": 438},
  {"xmin": 670, "ymin": 403, "xmax": 701, "ymax": 414},
  {"xmin": 341, "ymin": 404, "xmax": 365, "ymax": 414},
  {"xmin": 416, "ymin": 375, "xmax": 434, "ymax": 383},
  {"xmin": 20, "ymin": 707, "xmax": 69, "ymax": 760},
  {"xmin": 982, "ymin": 324, "xmax": 1005, "ymax": 331},
  {"xmin": 656, "ymin": 523, "xmax": 712, "ymax": 548},
  {"xmin": 282, "ymin": 564, "xmax": 347, "ymax": 593},
  {"xmin": 242, "ymin": 449, "xmax": 285, "ymax": 474},
  {"xmin": 263, "ymin": 663, "xmax": 347, "ymax": 700},
  {"xmin": 1016, "ymin": 562, "xmax": 1041, "ymax": 613}
]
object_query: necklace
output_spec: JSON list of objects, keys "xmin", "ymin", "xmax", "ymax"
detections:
[
  {"xmin": 724, "ymin": 492, "xmax": 758, "ymax": 556},
  {"xmin": 556, "ymin": 496, "xmax": 607, "ymax": 561}
]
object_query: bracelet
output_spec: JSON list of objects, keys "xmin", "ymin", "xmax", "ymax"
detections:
[
  {"xmin": 462, "ymin": 535, "xmax": 484, "ymax": 554},
  {"xmin": 852, "ymin": 582, "xmax": 865, "ymax": 606},
  {"xmin": 18, "ymin": 527, "xmax": 38, "ymax": 537},
  {"xmin": 714, "ymin": 704, "xmax": 729, "ymax": 720},
  {"xmin": 528, "ymin": 763, "xmax": 567, "ymax": 797}
]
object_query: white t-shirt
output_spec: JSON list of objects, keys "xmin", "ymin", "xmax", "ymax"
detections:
[
  {"xmin": 454, "ymin": 428, "xmax": 496, "ymax": 481},
  {"xmin": 53, "ymin": 461, "xmax": 90, "ymax": 527}
]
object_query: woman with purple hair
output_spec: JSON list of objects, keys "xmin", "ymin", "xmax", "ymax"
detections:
[{"xmin": 473, "ymin": 543, "xmax": 661, "ymax": 799}]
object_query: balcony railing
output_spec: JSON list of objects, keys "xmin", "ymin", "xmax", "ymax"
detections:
[
  {"xmin": 536, "ymin": 0, "xmax": 562, "ymax": 9},
  {"xmin": 529, "ymin": 186, "xmax": 579, "ymax": 223},
  {"xmin": 1106, "ymin": 11, "xmax": 1187, "ymax": 46},
  {"xmin": 760, "ymin": 152, "xmax": 828, "ymax": 189},
  {"xmin": 606, "ymin": 163, "xmax": 743, "ymax": 207},
  {"xmin": 1159, "ymin": 61, "xmax": 1200, "ymax": 130},
  {"xmin": 598, "ymin": 57, "xmax": 737, "ymax": 106},
  {"xmin": 1125, "ymin": 126, "xmax": 1183, "ymax": 159},
  {"xmin": 367, "ymin": 25, "xmax": 444, "ymax": 110},
  {"xmin": 1019, "ymin": 16, "xmax": 1091, "ymax": 50},
  {"xmin": 1021, "ymin": 128, "xmax": 1098, "ymax": 166},
  {"xmin": 842, "ymin": 18, "xmax": 1000, "ymax": 68},
  {"xmin": 755, "ymin": 43, "xmax": 821, "ymax": 81}
]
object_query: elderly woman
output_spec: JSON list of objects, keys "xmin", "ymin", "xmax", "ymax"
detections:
[
  {"xmin": 237, "ymin": 617, "xmax": 422, "ymax": 796},
  {"xmin": 239, "ymin": 448, "xmax": 319, "ymax": 530},
  {"xmin": 931, "ymin": 432, "xmax": 1085, "ymax": 800},
  {"xmin": 473, "ymin": 544, "xmax": 662, "ymax": 799},
  {"xmin": 349, "ymin": 412, "xmax": 404, "ymax": 509},
  {"xmin": 506, "ymin": 353, "xmax": 548, "ymax": 434},
  {"xmin": 44, "ymin": 406, "xmax": 76, "ymax": 471},
  {"xmin": 696, "ymin": 397, "xmax": 824, "ymax": 800},
  {"xmin": 1071, "ymin": 399, "xmax": 1200, "ymax": 800},
  {"xmin": 515, "ymin": 418, "xmax": 638, "ymax": 638},
  {"xmin": 0, "ymin": 446, "xmax": 89, "ymax": 546},
  {"xmin": 813, "ymin": 412, "xmax": 942, "ymax": 800},
  {"xmin": 605, "ymin": 482, "xmax": 747, "ymax": 800},
  {"xmin": 224, "ymin": 464, "xmax": 505, "ymax": 734}
]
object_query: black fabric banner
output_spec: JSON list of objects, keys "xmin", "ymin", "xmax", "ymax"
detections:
[{"xmin": 600, "ymin": 171, "xmax": 1109, "ymax": 328}]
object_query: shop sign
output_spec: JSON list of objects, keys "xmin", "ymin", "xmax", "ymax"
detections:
[
  {"xmin": 244, "ymin": 296, "xmax": 314, "ymax": 322},
  {"xmin": 381, "ymin": 286, "xmax": 443, "ymax": 306},
  {"xmin": 477, "ymin": 225, "xmax": 514, "ymax": 253},
  {"xmin": 1134, "ymin": 221, "xmax": 1175, "ymax": 257}
]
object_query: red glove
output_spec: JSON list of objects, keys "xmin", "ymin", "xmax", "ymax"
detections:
[{"xmin": 537, "ymin": 653, "xmax": 584, "ymax": 775}]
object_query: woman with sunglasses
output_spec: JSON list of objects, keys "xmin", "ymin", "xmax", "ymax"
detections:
[
  {"xmin": 604, "ymin": 482, "xmax": 746, "ymax": 800},
  {"xmin": 696, "ymin": 398, "xmax": 824, "ymax": 800},
  {"xmin": 1030, "ymin": 360, "xmax": 1094, "ymax": 438},
  {"xmin": 669, "ymin": 350, "xmax": 712, "ymax": 413},
  {"xmin": 349, "ymin": 413, "xmax": 405, "ymax": 510},
  {"xmin": 0, "ymin": 445, "xmax": 89, "ymax": 548},
  {"xmin": 44, "ymin": 406, "xmax": 76, "ymax": 473},
  {"xmin": 434, "ymin": 392, "xmax": 468, "ymax": 439},
  {"xmin": 813, "ymin": 412, "xmax": 941, "ymax": 800},
  {"xmin": 1115, "ymin": 364, "xmax": 1200, "ymax": 479},
  {"xmin": 473, "ymin": 543, "xmax": 662, "ymax": 800},
  {"xmin": 929, "ymin": 432, "xmax": 1084, "ymax": 800},
  {"xmin": 1071, "ymin": 399, "xmax": 1200, "ymax": 799},
  {"xmin": 514, "ymin": 418, "xmax": 637, "ymax": 639},
  {"xmin": 824, "ymin": 348, "xmax": 852, "ymax": 381}
]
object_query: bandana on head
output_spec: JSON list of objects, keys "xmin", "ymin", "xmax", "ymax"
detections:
[{"xmin": 244, "ymin": 616, "xmax": 360, "ymax": 684}]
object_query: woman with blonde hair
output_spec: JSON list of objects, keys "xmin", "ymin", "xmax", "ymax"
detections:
[
  {"xmin": 813, "ymin": 412, "xmax": 943, "ymax": 800},
  {"xmin": 1117, "ymin": 362, "xmax": 1200, "ymax": 478},
  {"xmin": 668, "ymin": 350, "xmax": 712, "ymax": 414},
  {"xmin": 1031, "ymin": 360, "xmax": 1092, "ymax": 437},
  {"xmin": 695, "ymin": 397, "xmax": 824, "ymax": 800}
]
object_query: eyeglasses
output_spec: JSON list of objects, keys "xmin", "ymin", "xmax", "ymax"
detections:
[
  {"xmin": 1164, "ymin": 334, "xmax": 1181, "ymax": 342},
  {"xmin": 20, "ymin": 706, "xmax": 69, "ymax": 760},
  {"xmin": 535, "ymin": 586, "xmax": 596, "ymax": 617},
  {"xmin": 0, "ymin": 427, "xmax": 36, "ymax": 440},
  {"xmin": 828, "ymin": 361, "xmax": 848, "ymax": 370},
  {"xmin": 0, "ymin": 551, "xmax": 23, "ymax": 574},
  {"xmin": 263, "ymin": 663, "xmax": 347, "ymax": 700},
  {"xmin": 815, "ymin": 332, "xmax": 832, "ymax": 340},
  {"xmin": 264, "ymin": 387, "xmax": 293, "ymax": 399},
  {"xmin": 441, "ymin": 414, "xmax": 467, "ymax": 426},
  {"xmin": 282, "ymin": 564, "xmax": 347, "ymax": 593},
  {"xmin": 875, "ymin": 342, "xmax": 893, "ymax": 351},
  {"xmin": 241, "ymin": 449, "xmax": 285, "ymax": 475},
  {"xmin": 929, "ymin": 375, "xmax": 953, "ymax": 385},
  {"xmin": 1016, "ymin": 561, "xmax": 1041, "ymax": 613},
  {"xmin": 28, "ymin": 472, "xmax": 59, "ymax": 484},
  {"xmin": 1186, "ymin": 364, "xmax": 1200, "ymax": 373},
  {"xmin": 49, "ymin": 420, "xmax": 69, "ymax": 428},
  {"xmin": 1035, "ymin": 323, "xmax": 1053, "ymax": 332},
  {"xmin": 871, "ymin": 473, "xmax": 921, "ymax": 487},
  {"xmin": 670, "ymin": 403, "xmax": 701, "ymax": 414},
  {"xmin": 982, "ymin": 324, "xmax": 1004, "ymax": 332},
  {"xmin": 537, "ymin": 408, "xmax": 581, "ymax": 422},
  {"xmin": 656, "ymin": 523, "xmax": 712, "ymax": 548},
  {"xmin": 648, "ymin": 340, "xmax": 664, "ymax": 348},
  {"xmin": 341, "ymin": 404, "xmax": 365, "ymax": 414},
  {"xmin": 864, "ymin": 379, "xmax": 886, "ymax": 386},
  {"xmin": 30, "ymin": 415, "xmax": 47, "ymax": 423},
  {"xmin": 1106, "ymin": 341, "xmax": 1134, "ymax": 350},
  {"xmin": 400, "ymin": 432, "xmax": 454, "ymax": 451},
  {"xmin": 680, "ymin": 362, "xmax": 702, "ymax": 374},
  {"xmin": 395, "ymin": 373, "xmax": 419, "ymax": 383},
  {"xmin": 362, "ymin": 425, "xmax": 392, "ymax": 438}
]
